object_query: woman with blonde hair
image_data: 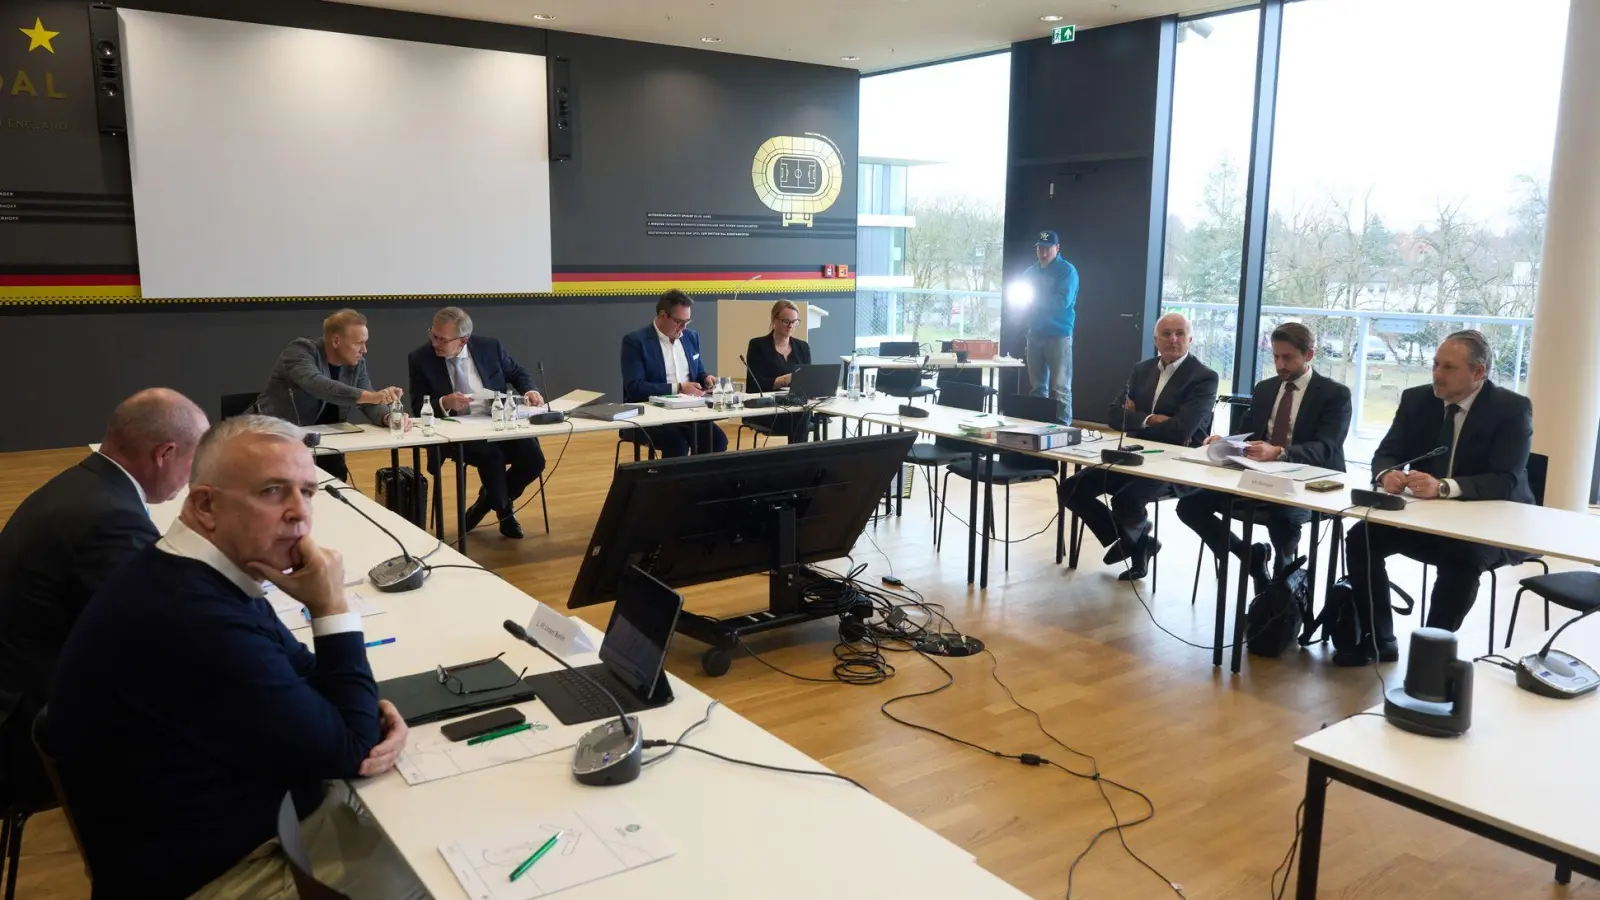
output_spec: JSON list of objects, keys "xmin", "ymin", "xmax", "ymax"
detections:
[{"xmin": 743, "ymin": 299, "xmax": 813, "ymax": 443}]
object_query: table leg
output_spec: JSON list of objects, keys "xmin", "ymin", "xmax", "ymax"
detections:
[
  {"xmin": 980, "ymin": 453, "xmax": 995, "ymax": 589},
  {"xmin": 1232, "ymin": 499, "xmax": 1256, "ymax": 673},
  {"xmin": 411, "ymin": 447, "xmax": 423, "ymax": 525},
  {"xmin": 1307, "ymin": 512, "xmax": 1321, "ymax": 611},
  {"xmin": 455, "ymin": 445, "xmax": 468, "ymax": 554},
  {"xmin": 388, "ymin": 449, "xmax": 400, "ymax": 513},
  {"xmin": 1055, "ymin": 463, "xmax": 1067, "ymax": 565},
  {"xmin": 433, "ymin": 450, "xmax": 446, "ymax": 540},
  {"xmin": 1295, "ymin": 760, "xmax": 1330, "ymax": 899},
  {"xmin": 1213, "ymin": 518, "xmax": 1231, "ymax": 669},
  {"xmin": 966, "ymin": 447, "xmax": 980, "ymax": 585}
]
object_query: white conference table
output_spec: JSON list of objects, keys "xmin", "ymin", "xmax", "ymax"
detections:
[
  {"xmin": 141, "ymin": 484, "xmax": 1028, "ymax": 900},
  {"xmin": 844, "ymin": 354, "xmax": 1025, "ymax": 396},
  {"xmin": 1291, "ymin": 622, "xmax": 1600, "ymax": 896}
]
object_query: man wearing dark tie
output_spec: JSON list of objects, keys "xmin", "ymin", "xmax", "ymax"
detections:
[
  {"xmin": 408, "ymin": 306, "xmax": 546, "ymax": 539},
  {"xmin": 1058, "ymin": 313, "xmax": 1219, "ymax": 580},
  {"xmin": 1176, "ymin": 323, "xmax": 1352, "ymax": 596},
  {"xmin": 620, "ymin": 289, "xmax": 726, "ymax": 458},
  {"xmin": 0, "ymin": 388, "xmax": 207, "ymax": 814},
  {"xmin": 1339, "ymin": 330, "xmax": 1534, "ymax": 666}
]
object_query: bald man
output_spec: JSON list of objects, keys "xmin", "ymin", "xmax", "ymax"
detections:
[
  {"xmin": 0, "ymin": 387, "xmax": 207, "ymax": 810},
  {"xmin": 46, "ymin": 415, "xmax": 419, "ymax": 899},
  {"xmin": 1058, "ymin": 314, "xmax": 1219, "ymax": 580}
]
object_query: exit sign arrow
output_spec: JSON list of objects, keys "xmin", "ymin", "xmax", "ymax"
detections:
[{"xmin": 1051, "ymin": 24, "xmax": 1076, "ymax": 44}]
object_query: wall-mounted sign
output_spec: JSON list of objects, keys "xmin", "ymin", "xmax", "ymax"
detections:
[{"xmin": 750, "ymin": 133, "xmax": 843, "ymax": 228}]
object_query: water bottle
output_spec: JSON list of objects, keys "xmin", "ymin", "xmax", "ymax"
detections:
[
  {"xmin": 723, "ymin": 376, "xmax": 738, "ymax": 409},
  {"xmin": 420, "ymin": 395, "xmax": 435, "ymax": 437},
  {"xmin": 846, "ymin": 354, "xmax": 861, "ymax": 400},
  {"xmin": 388, "ymin": 396, "xmax": 403, "ymax": 437},
  {"xmin": 512, "ymin": 390, "xmax": 528, "ymax": 429},
  {"xmin": 711, "ymin": 379, "xmax": 725, "ymax": 411},
  {"xmin": 491, "ymin": 391, "xmax": 506, "ymax": 432}
]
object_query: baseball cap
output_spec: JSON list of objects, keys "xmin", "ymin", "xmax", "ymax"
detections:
[{"xmin": 1035, "ymin": 230, "xmax": 1060, "ymax": 248}]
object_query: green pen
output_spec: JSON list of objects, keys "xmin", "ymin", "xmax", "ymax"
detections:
[
  {"xmin": 1141, "ymin": 449, "xmax": 1163, "ymax": 454},
  {"xmin": 466, "ymin": 722, "xmax": 532, "ymax": 746},
  {"xmin": 509, "ymin": 832, "xmax": 561, "ymax": 882}
]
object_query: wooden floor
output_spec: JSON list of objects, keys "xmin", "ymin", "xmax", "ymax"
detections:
[{"xmin": 6, "ymin": 430, "xmax": 1595, "ymax": 900}]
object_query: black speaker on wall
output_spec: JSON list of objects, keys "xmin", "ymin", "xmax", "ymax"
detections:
[
  {"xmin": 88, "ymin": 4, "xmax": 126, "ymax": 134},
  {"xmin": 547, "ymin": 56, "xmax": 573, "ymax": 161}
]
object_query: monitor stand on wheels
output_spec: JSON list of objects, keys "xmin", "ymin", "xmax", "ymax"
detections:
[{"xmin": 674, "ymin": 501, "xmax": 872, "ymax": 676}]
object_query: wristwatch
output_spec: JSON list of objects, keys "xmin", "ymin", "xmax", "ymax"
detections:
[{"xmin": 1438, "ymin": 481, "xmax": 1453, "ymax": 498}]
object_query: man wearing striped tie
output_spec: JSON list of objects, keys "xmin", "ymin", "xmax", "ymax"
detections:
[{"xmin": 1176, "ymin": 323, "xmax": 1352, "ymax": 600}]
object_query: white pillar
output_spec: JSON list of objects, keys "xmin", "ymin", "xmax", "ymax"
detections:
[{"xmin": 1526, "ymin": 0, "xmax": 1600, "ymax": 512}]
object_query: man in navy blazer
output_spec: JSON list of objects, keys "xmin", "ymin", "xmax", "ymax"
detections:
[
  {"xmin": 1177, "ymin": 322, "xmax": 1352, "ymax": 595},
  {"xmin": 408, "ymin": 306, "xmax": 545, "ymax": 539},
  {"xmin": 620, "ymin": 289, "xmax": 727, "ymax": 457},
  {"xmin": 1059, "ymin": 313, "xmax": 1219, "ymax": 580},
  {"xmin": 1339, "ymin": 330, "xmax": 1535, "ymax": 665}
]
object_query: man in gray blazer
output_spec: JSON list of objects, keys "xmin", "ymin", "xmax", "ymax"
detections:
[{"xmin": 253, "ymin": 309, "xmax": 407, "ymax": 479}]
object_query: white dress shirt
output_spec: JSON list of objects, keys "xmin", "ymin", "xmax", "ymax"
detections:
[
  {"xmin": 97, "ymin": 450, "xmax": 148, "ymax": 507},
  {"xmin": 1266, "ymin": 367, "xmax": 1316, "ymax": 456},
  {"xmin": 158, "ymin": 519, "xmax": 360, "ymax": 637},
  {"xmin": 445, "ymin": 346, "xmax": 489, "ymax": 415},
  {"xmin": 1440, "ymin": 384, "xmax": 1484, "ymax": 501},
  {"xmin": 656, "ymin": 325, "xmax": 691, "ymax": 390},
  {"xmin": 1145, "ymin": 354, "xmax": 1189, "ymax": 426}
]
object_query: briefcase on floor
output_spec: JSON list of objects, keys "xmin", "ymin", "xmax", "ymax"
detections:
[{"xmin": 375, "ymin": 467, "xmax": 429, "ymax": 528}]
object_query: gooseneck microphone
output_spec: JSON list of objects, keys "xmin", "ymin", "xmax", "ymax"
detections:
[
  {"xmin": 529, "ymin": 361, "xmax": 565, "ymax": 425},
  {"xmin": 1515, "ymin": 604, "xmax": 1600, "ymax": 699},
  {"xmin": 323, "ymin": 485, "xmax": 427, "ymax": 593},
  {"xmin": 1102, "ymin": 383, "xmax": 1144, "ymax": 467},
  {"xmin": 738, "ymin": 354, "xmax": 777, "ymax": 409},
  {"xmin": 503, "ymin": 620, "xmax": 643, "ymax": 785},
  {"xmin": 1352, "ymin": 446, "xmax": 1449, "ymax": 511}
]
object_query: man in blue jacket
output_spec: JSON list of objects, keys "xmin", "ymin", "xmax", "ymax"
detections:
[
  {"xmin": 1022, "ymin": 230, "xmax": 1079, "ymax": 424},
  {"xmin": 620, "ymin": 289, "xmax": 727, "ymax": 457},
  {"xmin": 46, "ymin": 416, "xmax": 421, "ymax": 899}
]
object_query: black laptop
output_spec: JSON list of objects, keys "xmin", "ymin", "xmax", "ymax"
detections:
[
  {"xmin": 524, "ymin": 565, "xmax": 681, "ymax": 725},
  {"xmin": 785, "ymin": 362, "xmax": 843, "ymax": 402}
]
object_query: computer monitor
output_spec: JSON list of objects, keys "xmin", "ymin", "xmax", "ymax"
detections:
[{"xmin": 568, "ymin": 432, "xmax": 916, "ymax": 653}]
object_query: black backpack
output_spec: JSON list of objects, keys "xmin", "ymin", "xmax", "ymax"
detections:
[
  {"xmin": 1247, "ymin": 556, "xmax": 1311, "ymax": 657},
  {"xmin": 1301, "ymin": 576, "xmax": 1416, "ymax": 653}
]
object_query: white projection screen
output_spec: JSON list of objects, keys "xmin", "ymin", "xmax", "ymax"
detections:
[{"xmin": 117, "ymin": 10, "xmax": 553, "ymax": 299}]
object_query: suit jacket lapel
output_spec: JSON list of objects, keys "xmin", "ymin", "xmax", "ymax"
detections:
[{"xmin": 644, "ymin": 328, "xmax": 666, "ymax": 382}]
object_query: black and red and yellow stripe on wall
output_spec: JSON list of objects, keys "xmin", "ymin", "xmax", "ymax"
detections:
[{"xmin": 0, "ymin": 266, "xmax": 856, "ymax": 308}]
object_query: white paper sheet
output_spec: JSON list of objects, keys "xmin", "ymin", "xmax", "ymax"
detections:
[{"xmin": 440, "ymin": 799, "xmax": 674, "ymax": 899}]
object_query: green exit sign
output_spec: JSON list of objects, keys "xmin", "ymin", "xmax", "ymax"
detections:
[{"xmin": 1051, "ymin": 24, "xmax": 1076, "ymax": 44}]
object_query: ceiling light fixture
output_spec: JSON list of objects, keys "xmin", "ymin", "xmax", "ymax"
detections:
[
  {"xmin": 532, "ymin": 13, "xmax": 555, "ymax": 20},
  {"xmin": 701, "ymin": 36, "xmax": 722, "ymax": 43},
  {"xmin": 1040, "ymin": 14, "xmax": 1063, "ymax": 22},
  {"xmin": 841, "ymin": 55, "xmax": 860, "ymax": 61}
]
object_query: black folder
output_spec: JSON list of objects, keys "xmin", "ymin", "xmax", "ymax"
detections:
[{"xmin": 378, "ymin": 658, "xmax": 537, "ymax": 726}]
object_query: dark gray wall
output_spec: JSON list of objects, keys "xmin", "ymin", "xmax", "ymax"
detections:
[
  {"xmin": 1002, "ymin": 19, "xmax": 1175, "ymax": 424},
  {"xmin": 0, "ymin": 0, "xmax": 857, "ymax": 451}
]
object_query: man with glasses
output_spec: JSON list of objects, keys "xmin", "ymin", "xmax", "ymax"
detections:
[
  {"xmin": 621, "ymin": 289, "xmax": 726, "ymax": 457},
  {"xmin": 45, "ymin": 416, "xmax": 421, "ymax": 900},
  {"xmin": 408, "ymin": 306, "xmax": 546, "ymax": 539}
]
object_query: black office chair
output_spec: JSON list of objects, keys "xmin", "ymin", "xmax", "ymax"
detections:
[
  {"xmin": 1504, "ymin": 571, "xmax": 1600, "ymax": 649},
  {"xmin": 875, "ymin": 341, "xmax": 936, "ymax": 404},
  {"xmin": 615, "ymin": 428, "xmax": 659, "ymax": 467},
  {"xmin": 937, "ymin": 386, "xmax": 1059, "ymax": 570},
  {"xmin": 25, "ymin": 708, "xmax": 85, "ymax": 894},
  {"xmin": 219, "ymin": 392, "xmax": 258, "ymax": 420},
  {"xmin": 422, "ymin": 446, "xmax": 550, "ymax": 536},
  {"xmin": 276, "ymin": 792, "xmax": 350, "ymax": 899},
  {"xmin": 0, "ymin": 739, "xmax": 56, "ymax": 900}
]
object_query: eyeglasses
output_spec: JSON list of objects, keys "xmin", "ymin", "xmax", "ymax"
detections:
[
  {"xmin": 435, "ymin": 652, "xmax": 528, "ymax": 696},
  {"xmin": 775, "ymin": 318, "xmax": 800, "ymax": 326},
  {"xmin": 664, "ymin": 314, "xmax": 691, "ymax": 328},
  {"xmin": 429, "ymin": 331, "xmax": 467, "ymax": 344}
]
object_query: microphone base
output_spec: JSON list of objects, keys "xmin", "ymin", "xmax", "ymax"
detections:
[
  {"xmin": 1101, "ymin": 449, "xmax": 1144, "ymax": 466},
  {"xmin": 1351, "ymin": 489, "xmax": 1407, "ymax": 511},
  {"xmin": 898, "ymin": 404, "xmax": 929, "ymax": 419},
  {"xmin": 573, "ymin": 716, "xmax": 643, "ymax": 786},
  {"xmin": 528, "ymin": 411, "xmax": 566, "ymax": 426},
  {"xmin": 742, "ymin": 396, "xmax": 777, "ymax": 409},
  {"xmin": 369, "ymin": 556, "xmax": 427, "ymax": 593},
  {"xmin": 1516, "ymin": 650, "xmax": 1600, "ymax": 699}
]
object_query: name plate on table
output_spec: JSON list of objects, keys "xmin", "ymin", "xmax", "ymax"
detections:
[
  {"xmin": 1239, "ymin": 471, "xmax": 1296, "ymax": 497},
  {"xmin": 528, "ymin": 603, "xmax": 595, "ymax": 657}
]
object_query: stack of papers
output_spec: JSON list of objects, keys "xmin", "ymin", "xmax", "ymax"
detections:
[
  {"xmin": 394, "ymin": 714, "xmax": 584, "ymax": 785},
  {"xmin": 649, "ymin": 395, "xmax": 707, "ymax": 410},
  {"xmin": 1180, "ymin": 433, "xmax": 1305, "ymax": 474},
  {"xmin": 268, "ymin": 588, "xmax": 384, "ymax": 632}
]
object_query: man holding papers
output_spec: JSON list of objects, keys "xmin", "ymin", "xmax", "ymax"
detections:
[
  {"xmin": 409, "ymin": 306, "xmax": 546, "ymax": 539},
  {"xmin": 1176, "ymin": 323, "xmax": 1351, "ymax": 596},
  {"xmin": 45, "ymin": 416, "xmax": 421, "ymax": 900},
  {"xmin": 1338, "ymin": 330, "xmax": 1534, "ymax": 665}
]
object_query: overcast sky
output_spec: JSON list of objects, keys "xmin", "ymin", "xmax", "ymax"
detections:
[{"xmin": 860, "ymin": 0, "xmax": 1571, "ymax": 231}]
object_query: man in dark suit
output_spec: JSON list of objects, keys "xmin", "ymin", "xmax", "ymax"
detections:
[
  {"xmin": 0, "ymin": 388, "xmax": 207, "ymax": 810},
  {"xmin": 1177, "ymin": 323, "xmax": 1352, "ymax": 595},
  {"xmin": 45, "ymin": 415, "xmax": 420, "ymax": 899},
  {"xmin": 621, "ymin": 289, "xmax": 727, "ymax": 457},
  {"xmin": 408, "ymin": 306, "xmax": 546, "ymax": 539},
  {"xmin": 1340, "ymin": 330, "xmax": 1534, "ymax": 665},
  {"xmin": 1059, "ymin": 313, "xmax": 1219, "ymax": 580}
]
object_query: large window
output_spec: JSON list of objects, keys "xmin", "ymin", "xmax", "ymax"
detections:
[
  {"xmin": 857, "ymin": 53, "xmax": 1011, "ymax": 351},
  {"xmin": 1260, "ymin": 0, "xmax": 1568, "ymax": 459},
  {"xmin": 1160, "ymin": 10, "xmax": 1262, "ymax": 393}
]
